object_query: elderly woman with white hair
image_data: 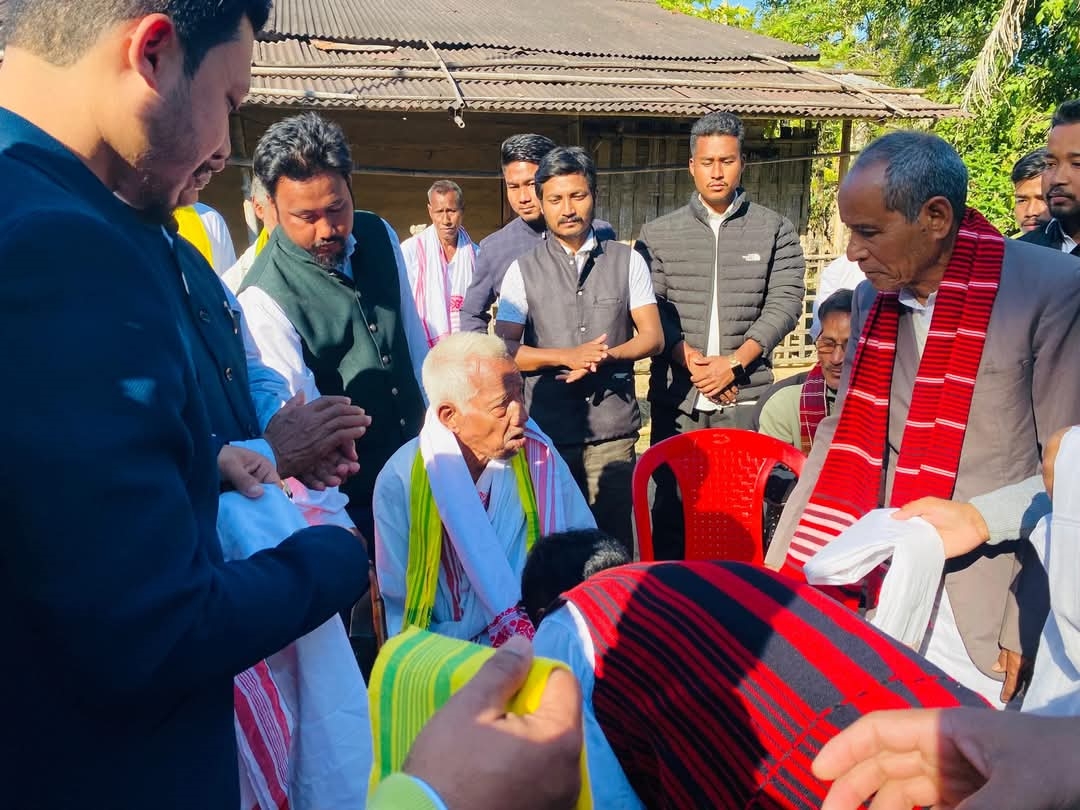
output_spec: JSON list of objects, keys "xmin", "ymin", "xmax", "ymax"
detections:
[{"xmin": 372, "ymin": 332, "xmax": 596, "ymax": 646}]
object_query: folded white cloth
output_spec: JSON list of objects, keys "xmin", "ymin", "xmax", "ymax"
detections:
[
  {"xmin": 803, "ymin": 508, "xmax": 944, "ymax": 648},
  {"xmin": 804, "ymin": 507, "xmax": 1006, "ymax": 705},
  {"xmin": 218, "ymin": 488, "xmax": 372, "ymax": 809}
]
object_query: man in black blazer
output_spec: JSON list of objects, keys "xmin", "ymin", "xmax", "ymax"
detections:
[
  {"xmin": 1021, "ymin": 100, "xmax": 1080, "ymax": 256},
  {"xmin": 0, "ymin": 3, "xmax": 368, "ymax": 808}
]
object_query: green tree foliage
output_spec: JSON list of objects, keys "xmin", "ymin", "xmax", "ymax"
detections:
[{"xmin": 664, "ymin": 0, "xmax": 1080, "ymax": 233}]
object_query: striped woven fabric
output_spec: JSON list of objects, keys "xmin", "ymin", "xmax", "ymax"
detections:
[
  {"xmin": 234, "ymin": 660, "xmax": 292, "ymax": 810},
  {"xmin": 568, "ymin": 561, "xmax": 986, "ymax": 809},
  {"xmin": 367, "ymin": 626, "xmax": 592, "ymax": 809},
  {"xmin": 797, "ymin": 364, "xmax": 828, "ymax": 455},
  {"xmin": 403, "ymin": 444, "xmax": 540, "ymax": 637},
  {"xmin": 782, "ymin": 209, "xmax": 1003, "ymax": 581}
]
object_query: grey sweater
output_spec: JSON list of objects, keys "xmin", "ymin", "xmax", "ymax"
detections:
[{"xmin": 636, "ymin": 192, "xmax": 805, "ymax": 412}]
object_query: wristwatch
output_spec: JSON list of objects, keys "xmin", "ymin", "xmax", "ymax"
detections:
[{"xmin": 728, "ymin": 354, "xmax": 746, "ymax": 382}]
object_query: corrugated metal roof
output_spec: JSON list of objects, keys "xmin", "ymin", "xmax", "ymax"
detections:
[
  {"xmin": 249, "ymin": 41, "xmax": 956, "ymax": 120},
  {"xmin": 264, "ymin": 0, "xmax": 818, "ymax": 61}
]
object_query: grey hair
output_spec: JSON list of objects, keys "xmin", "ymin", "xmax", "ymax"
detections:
[
  {"xmin": 422, "ymin": 333, "xmax": 513, "ymax": 407},
  {"xmin": 427, "ymin": 180, "xmax": 464, "ymax": 207},
  {"xmin": 690, "ymin": 111, "xmax": 745, "ymax": 156},
  {"xmin": 848, "ymin": 131, "xmax": 968, "ymax": 223}
]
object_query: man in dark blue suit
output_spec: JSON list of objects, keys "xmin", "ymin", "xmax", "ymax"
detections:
[{"xmin": 0, "ymin": 2, "xmax": 369, "ymax": 808}]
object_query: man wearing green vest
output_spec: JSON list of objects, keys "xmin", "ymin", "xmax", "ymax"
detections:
[{"xmin": 239, "ymin": 112, "xmax": 429, "ymax": 543}]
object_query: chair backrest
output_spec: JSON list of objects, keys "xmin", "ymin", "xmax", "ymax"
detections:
[{"xmin": 633, "ymin": 428, "xmax": 806, "ymax": 563}]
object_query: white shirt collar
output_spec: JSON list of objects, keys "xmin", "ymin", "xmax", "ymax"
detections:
[
  {"xmin": 897, "ymin": 287, "xmax": 937, "ymax": 312},
  {"xmin": 699, "ymin": 192, "xmax": 743, "ymax": 225},
  {"xmin": 555, "ymin": 228, "xmax": 596, "ymax": 258}
]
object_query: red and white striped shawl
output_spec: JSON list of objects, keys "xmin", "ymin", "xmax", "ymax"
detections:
[
  {"xmin": 782, "ymin": 209, "xmax": 1004, "ymax": 582},
  {"xmin": 798, "ymin": 364, "xmax": 829, "ymax": 455},
  {"xmin": 235, "ymin": 660, "xmax": 292, "ymax": 809}
]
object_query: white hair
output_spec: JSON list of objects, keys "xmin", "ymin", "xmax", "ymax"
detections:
[{"xmin": 422, "ymin": 333, "xmax": 513, "ymax": 407}]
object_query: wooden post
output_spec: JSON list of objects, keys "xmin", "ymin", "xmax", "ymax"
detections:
[
  {"xmin": 838, "ymin": 119, "xmax": 853, "ymax": 185},
  {"xmin": 568, "ymin": 114, "xmax": 582, "ymax": 146}
]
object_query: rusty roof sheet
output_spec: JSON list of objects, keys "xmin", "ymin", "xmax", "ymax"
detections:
[
  {"xmin": 263, "ymin": 0, "xmax": 818, "ymax": 61},
  {"xmin": 249, "ymin": 41, "xmax": 955, "ymax": 120}
]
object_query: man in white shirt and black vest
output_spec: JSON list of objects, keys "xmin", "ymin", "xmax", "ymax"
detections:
[{"xmin": 494, "ymin": 147, "xmax": 663, "ymax": 553}]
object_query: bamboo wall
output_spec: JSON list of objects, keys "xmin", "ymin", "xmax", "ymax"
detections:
[{"xmin": 202, "ymin": 109, "xmax": 815, "ymax": 253}]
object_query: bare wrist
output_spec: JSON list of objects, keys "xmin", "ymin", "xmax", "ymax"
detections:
[{"xmin": 971, "ymin": 506, "xmax": 990, "ymax": 543}]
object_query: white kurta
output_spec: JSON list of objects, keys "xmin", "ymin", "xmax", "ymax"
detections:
[
  {"xmin": 373, "ymin": 436, "xmax": 595, "ymax": 642},
  {"xmin": 1023, "ymin": 426, "xmax": 1080, "ymax": 715},
  {"xmin": 400, "ymin": 225, "xmax": 478, "ymax": 344}
]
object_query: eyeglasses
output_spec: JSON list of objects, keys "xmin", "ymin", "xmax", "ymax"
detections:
[{"xmin": 815, "ymin": 338, "xmax": 849, "ymax": 355}]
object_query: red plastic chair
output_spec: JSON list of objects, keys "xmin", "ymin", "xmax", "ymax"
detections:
[{"xmin": 633, "ymin": 428, "xmax": 806, "ymax": 564}]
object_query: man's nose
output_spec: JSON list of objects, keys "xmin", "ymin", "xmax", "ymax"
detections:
[
  {"xmin": 314, "ymin": 218, "xmax": 335, "ymax": 240},
  {"xmin": 208, "ymin": 134, "xmax": 230, "ymax": 173},
  {"xmin": 845, "ymin": 240, "xmax": 866, "ymax": 262},
  {"xmin": 510, "ymin": 399, "xmax": 528, "ymax": 426}
]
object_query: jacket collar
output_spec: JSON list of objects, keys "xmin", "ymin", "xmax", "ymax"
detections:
[
  {"xmin": 0, "ymin": 107, "xmax": 157, "ymax": 229},
  {"xmin": 689, "ymin": 188, "xmax": 749, "ymax": 226}
]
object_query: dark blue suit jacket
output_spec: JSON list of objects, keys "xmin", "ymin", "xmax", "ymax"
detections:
[{"xmin": 0, "ymin": 109, "xmax": 368, "ymax": 808}]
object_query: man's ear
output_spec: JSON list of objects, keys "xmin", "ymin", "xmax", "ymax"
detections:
[
  {"xmin": 436, "ymin": 402, "xmax": 458, "ymax": 432},
  {"xmin": 126, "ymin": 14, "xmax": 184, "ymax": 93},
  {"xmin": 922, "ymin": 195, "xmax": 956, "ymax": 239}
]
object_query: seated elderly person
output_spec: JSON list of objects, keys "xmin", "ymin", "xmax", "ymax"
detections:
[
  {"xmin": 524, "ymin": 530, "xmax": 987, "ymax": 809},
  {"xmin": 758, "ymin": 289, "xmax": 854, "ymax": 453},
  {"xmin": 374, "ymin": 332, "xmax": 595, "ymax": 646}
]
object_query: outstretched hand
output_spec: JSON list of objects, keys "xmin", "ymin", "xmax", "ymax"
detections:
[
  {"xmin": 404, "ymin": 635, "xmax": 584, "ymax": 810},
  {"xmin": 893, "ymin": 497, "xmax": 990, "ymax": 559},
  {"xmin": 813, "ymin": 708, "xmax": 1080, "ymax": 810}
]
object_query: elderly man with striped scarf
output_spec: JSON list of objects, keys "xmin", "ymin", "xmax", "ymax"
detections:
[
  {"xmin": 401, "ymin": 180, "xmax": 479, "ymax": 347},
  {"xmin": 767, "ymin": 131, "xmax": 1080, "ymax": 707},
  {"xmin": 374, "ymin": 332, "xmax": 596, "ymax": 646}
]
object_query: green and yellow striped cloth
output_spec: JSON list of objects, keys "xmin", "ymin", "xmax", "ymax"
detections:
[
  {"xmin": 368, "ymin": 626, "xmax": 592, "ymax": 809},
  {"xmin": 403, "ymin": 448, "xmax": 540, "ymax": 633}
]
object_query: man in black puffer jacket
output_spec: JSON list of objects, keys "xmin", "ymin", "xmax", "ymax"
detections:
[{"xmin": 635, "ymin": 111, "xmax": 805, "ymax": 559}]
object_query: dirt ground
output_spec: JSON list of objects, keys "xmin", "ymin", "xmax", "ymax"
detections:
[{"xmin": 634, "ymin": 361, "xmax": 811, "ymax": 453}]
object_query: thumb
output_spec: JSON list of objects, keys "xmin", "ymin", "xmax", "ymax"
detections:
[
  {"xmin": 593, "ymin": 333, "xmax": 608, "ymax": 345},
  {"xmin": 449, "ymin": 635, "xmax": 534, "ymax": 720},
  {"xmin": 235, "ymin": 467, "xmax": 265, "ymax": 499},
  {"xmin": 892, "ymin": 499, "xmax": 928, "ymax": 520}
]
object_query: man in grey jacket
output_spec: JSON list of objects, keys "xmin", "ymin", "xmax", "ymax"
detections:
[{"xmin": 635, "ymin": 111, "xmax": 805, "ymax": 559}]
